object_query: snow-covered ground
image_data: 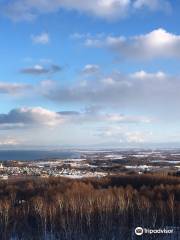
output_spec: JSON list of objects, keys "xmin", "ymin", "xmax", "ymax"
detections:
[{"xmin": 104, "ymin": 154, "xmax": 125, "ymax": 159}]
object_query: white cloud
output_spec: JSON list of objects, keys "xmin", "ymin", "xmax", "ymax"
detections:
[
  {"xmin": 98, "ymin": 126, "xmax": 152, "ymax": 143},
  {"xmin": 83, "ymin": 28, "xmax": 180, "ymax": 60},
  {"xmin": 70, "ymin": 33, "xmax": 92, "ymax": 39},
  {"xmin": 31, "ymin": 32, "xmax": 50, "ymax": 44},
  {"xmin": 101, "ymin": 77, "xmax": 116, "ymax": 85},
  {"xmin": 105, "ymin": 113, "xmax": 151, "ymax": 123},
  {"xmin": 1, "ymin": 0, "xmax": 171, "ymax": 21},
  {"xmin": 131, "ymin": 70, "xmax": 166, "ymax": 80},
  {"xmin": 125, "ymin": 131, "xmax": 148, "ymax": 143},
  {"xmin": 0, "ymin": 137, "xmax": 19, "ymax": 146}
]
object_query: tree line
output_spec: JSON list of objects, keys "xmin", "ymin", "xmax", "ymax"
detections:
[{"xmin": 0, "ymin": 174, "xmax": 179, "ymax": 239}]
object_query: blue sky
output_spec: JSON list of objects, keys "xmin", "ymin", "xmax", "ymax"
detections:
[{"xmin": 0, "ymin": 0, "xmax": 180, "ymax": 148}]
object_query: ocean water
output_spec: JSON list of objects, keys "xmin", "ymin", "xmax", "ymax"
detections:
[{"xmin": 0, "ymin": 150, "xmax": 79, "ymax": 161}]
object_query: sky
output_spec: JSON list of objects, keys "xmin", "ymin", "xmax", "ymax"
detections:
[{"xmin": 0, "ymin": 0, "xmax": 180, "ymax": 148}]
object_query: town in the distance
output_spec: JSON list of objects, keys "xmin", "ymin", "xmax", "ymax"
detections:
[{"xmin": 0, "ymin": 149, "xmax": 180, "ymax": 180}]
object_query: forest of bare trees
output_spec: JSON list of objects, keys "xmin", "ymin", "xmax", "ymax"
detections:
[{"xmin": 0, "ymin": 174, "xmax": 179, "ymax": 239}]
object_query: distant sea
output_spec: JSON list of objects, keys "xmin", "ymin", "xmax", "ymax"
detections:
[{"xmin": 0, "ymin": 150, "xmax": 79, "ymax": 161}]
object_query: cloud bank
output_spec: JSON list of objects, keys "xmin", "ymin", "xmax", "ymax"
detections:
[
  {"xmin": 41, "ymin": 69, "xmax": 180, "ymax": 119},
  {"xmin": 98, "ymin": 126, "xmax": 152, "ymax": 143},
  {"xmin": 0, "ymin": 106, "xmax": 151, "ymax": 130},
  {"xmin": 1, "ymin": 0, "xmax": 171, "ymax": 21},
  {"xmin": 0, "ymin": 137, "xmax": 19, "ymax": 146},
  {"xmin": 83, "ymin": 28, "xmax": 180, "ymax": 60}
]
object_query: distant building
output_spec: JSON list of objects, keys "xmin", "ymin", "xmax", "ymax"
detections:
[{"xmin": 0, "ymin": 163, "xmax": 3, "ymax": 169}]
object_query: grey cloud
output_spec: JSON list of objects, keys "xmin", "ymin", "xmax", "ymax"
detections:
[
  {"xmin": 51, "ymin": 64, "xmax": 63, "ymax": 72},
  {"xmin": 0, "ymin": 107, "xmax": 64, "ymax": 129},
  {"xmin": 20, "ymin": 64, "xmax": 62, "ymax": 75},
  {"xmin": 133, "ymin": 0, "xmax": 171, "ymax": 13},
  {"xmin": 58, "ymin": 111, "xmax": 80, "ymax": 116},
  {"xmin": 81, "ymin": 64, "xmax": 100, "ymax": 75},
  {"xmin": 0, "ymin": 82, "xmax": 31, "ymax": 95}
]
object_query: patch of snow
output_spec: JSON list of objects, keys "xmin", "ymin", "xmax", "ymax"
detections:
[{"xmin": 104, "ymin": 154, "xmax": 125, "ymax": 159}]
